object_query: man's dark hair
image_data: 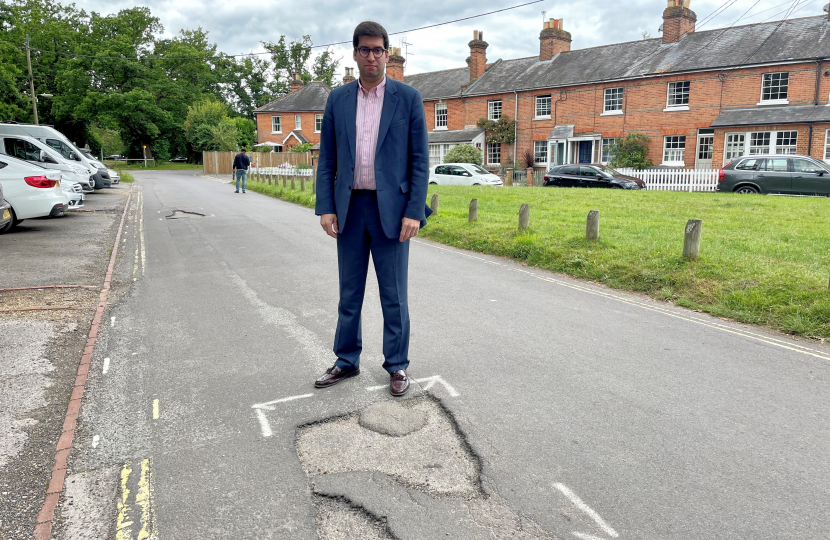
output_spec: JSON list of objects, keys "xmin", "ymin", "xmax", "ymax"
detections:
[{"xmin": 353, "ymin": 21, "xmax": 389, "ymax": 51}]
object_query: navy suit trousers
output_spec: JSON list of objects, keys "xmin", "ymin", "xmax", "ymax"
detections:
[{"xmin": 333, "ymin": 190, "xmax": 410, "ymax": 373}]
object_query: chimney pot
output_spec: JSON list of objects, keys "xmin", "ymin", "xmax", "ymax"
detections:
[
  {"xmin": 539, "ymin": 18, "xmax": 571, "ymax": 61},
  {"xmin": 387, "ymin": 48, "xmax": 406, "ymax": 82},
  {"xmin": 662, "ymin": 1, "xmax": 696, "ymax": 44},
  {"xmin": 468, "ymin": 30, "xmax": 489, "ymax": 82}
]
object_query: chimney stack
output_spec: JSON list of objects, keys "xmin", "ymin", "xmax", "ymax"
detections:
[
  {"xmin": 290, "ymin": 72, "xmax": 303, "ymax": 93},
  {"xmin": 539, "ymin": 18, "xmax": 571, "ymax": 61},
  {"xmin": 387, "ymin": 47, "xmax": 406, "ymax": 82},
  {"xmin": 468, "ymin": 30, "xmax": 488, "ymax": 82},
  {"xmin": 662, "ymin": 0, "xmax": 696, "ymax": 44},
  {"xmin": 343, "ymin": 67, "xmax": 356, "ymax": 84}
]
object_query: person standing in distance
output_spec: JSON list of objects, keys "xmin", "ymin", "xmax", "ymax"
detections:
[
  {"xmin": 232, "ymin": 148, "xmax": 250, "ymax": 193},
  {"xmin": 314, "ymin": 21, "xmax": 430, "ymax": 397}
]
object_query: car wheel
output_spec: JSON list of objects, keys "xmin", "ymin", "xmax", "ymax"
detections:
[
  {"xmin": 472, "ymin": 183, "xmax": 481, "ymax": 186},
  {"xmin": 0, "ymin": 208, "xmax": 14, "ymax": 234},
  {"xmin": 735, "ymin": 185, "xmax": 759, "ymax": 194},
  {"xmin": 429, "ymin": 181, "xmax": 437, "ymax": 185},
  {"xmin": 610, "ymin": 185, "xmax": 623, "ymax": 189},
  {"xmin": 89, "ymin": 177, "xmax": 96, "ymax": 189}
]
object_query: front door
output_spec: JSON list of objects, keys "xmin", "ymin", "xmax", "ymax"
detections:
[
  {"xmin": 578, "ymin": 141, "xmax": 592, "ymax": 163},
  {"xmin": 695, "ymin": 134, "xmax": 714, "ymax": 169}
]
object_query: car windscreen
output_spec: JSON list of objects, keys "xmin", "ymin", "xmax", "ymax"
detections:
[
  {"xmin": 593, "ymin": 165, "xmax": 618, "ymax": 177},
  {"xmin": 46, "ymin": 138, "xmax": 79, "ymax": 160},
  {"xmin": 470, "ymin": 165, "xmax": 490, "ymax": 175}
]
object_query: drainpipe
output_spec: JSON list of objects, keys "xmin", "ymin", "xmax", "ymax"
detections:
[
  {"xmin": 513, "ymin": 90, "xmax": 518, "ymax": 168},
  {"xmin": 810, "ymin": 59, "xmax": 823, "ymax": 157},
  {"xmin": 808, "ymin": 122, "xmax": 814, "ymax": 156}
]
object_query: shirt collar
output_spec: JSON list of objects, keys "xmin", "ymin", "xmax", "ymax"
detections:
[{"xmin": 357, "ymin": 75, "xmax": 387, "ymax": 96}]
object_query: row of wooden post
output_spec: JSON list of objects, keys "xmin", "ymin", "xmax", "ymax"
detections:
[
  {"xmin": 250, "ymin": 167, "xmax": 317, "ymax": 194},
  {"xmin": 428, "ymin": 193, "xmax": 703, "ymax": 261}
]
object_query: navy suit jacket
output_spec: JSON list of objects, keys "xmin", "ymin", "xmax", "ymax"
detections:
[{"xmin": 315, "ymin": 77, "xmax": 432, "ymax": 239}]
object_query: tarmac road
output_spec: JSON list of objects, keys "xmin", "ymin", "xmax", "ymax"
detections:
[{"xmin": 47, "ymin": 170, "xmax": 830, "ymax": 539}]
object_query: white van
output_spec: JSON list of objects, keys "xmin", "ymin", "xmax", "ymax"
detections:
[
  {"xmin": 0, "ymin": 134, "xmax": 95, "ymax": 192},
  {"xmin": 0, "ymin": 123, "xmax": 111, "ymax": 188}
]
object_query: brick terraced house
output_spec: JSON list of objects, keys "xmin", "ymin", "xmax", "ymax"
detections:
[
  {"xmin": 255, "ymin": 1, "xmax": 830, "ymax": 171},
  {"xmin": 400, "ymin": 0, "xmax": 830, "ymax": 170}
]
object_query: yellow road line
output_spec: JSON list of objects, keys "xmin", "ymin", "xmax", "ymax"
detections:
[
  {"xmin": 136, "ymin": 458, "xmax": 156, "ymax": 540},
  {"xmin": 152, "ymin": 399, "xmax": 159, "ymax": 420},
  {"xmin": 132, "ymin": 195, "xmax": 139, "ymax": 281},
  {"xmin": 115, "ymin": 461, "xmax": 133, "ymax": 540}
]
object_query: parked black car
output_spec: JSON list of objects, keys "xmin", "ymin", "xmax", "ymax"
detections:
[
  {"xmin": 543, "ymin": 164, "xmax": 645, "ymax": 189},
  {"xmin": 169, "ymin": 156, "xmax": 188, "ymax": 163},
  {"xmin": 718, "ymin": 154, "xmax": 830, "ymax": 195}
]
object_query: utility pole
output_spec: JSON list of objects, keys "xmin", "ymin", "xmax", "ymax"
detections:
[{"xmin": 25, "ymin": 34, "xmax": 38, "ymax": 125}]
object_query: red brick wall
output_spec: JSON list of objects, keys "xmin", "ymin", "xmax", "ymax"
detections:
[{"xmin": 255, "ymin": 111, "xmax": 323, "ymax": 149}]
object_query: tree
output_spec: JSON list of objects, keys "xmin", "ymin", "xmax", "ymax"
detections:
[
  {"xmin": 443, "ymin": 144, "xmax": 482, "ymax": 165},
  {"xmin": 608, "ymin": 133, "xmax": 654, "ymax": 170},
  {"xmin": 232, "ymin": 117, "xmax": 255, "ymax": 149},
  {"xmin": 290, "ymin": 142, "xmax": 313, "ymax": 153}
]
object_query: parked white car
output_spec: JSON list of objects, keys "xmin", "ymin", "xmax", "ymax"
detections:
[
  {"xmin": 428, "ymin": 163, "xmax": 503, "ymax": 186},
  {"xmin": 107, "ymin": 168, "xmax": 120, "ymax": 184},
  {"xmin": 60, "ymin": 178, "xmax": 84, "ymax": 209},
  {"xmin": 0, "ymin": 155, "xmax": 70, "ymax": 232},
  {"xmin": 0, "ymin": 134, "xmax": 95, "ymax": 192}
]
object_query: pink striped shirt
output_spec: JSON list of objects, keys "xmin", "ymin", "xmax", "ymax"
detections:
[{"xmin": 353, "ymin": 76, "xmax": 386, "ymax": 190}]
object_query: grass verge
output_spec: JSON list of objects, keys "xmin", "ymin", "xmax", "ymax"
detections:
[
  {"xmin": 118, "ymin": 171, "xmax": 134, "ymax": 183},
  {"xmin": 241, "ymin": 175, "xmax": 830, "ymax": 340}
]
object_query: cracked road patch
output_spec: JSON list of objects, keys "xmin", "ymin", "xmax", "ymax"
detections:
[
  {"xmin": 297, "ymin": 397, "xmax": 559, "ymax": 539},
  {"xmin": 164, "ymin": 210, "xmax": 205, "ymax": 219}
]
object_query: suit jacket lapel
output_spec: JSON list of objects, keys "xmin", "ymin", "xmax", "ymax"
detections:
[
  {"xmin": 375, "ymin": 78, "xmax": 399, "ymax": 156},
  {"xmin": 344, "ymin": 83, "xmax": 357, "ymax": 164}
]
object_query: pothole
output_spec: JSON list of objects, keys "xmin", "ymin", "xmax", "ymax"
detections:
[
  {"xmin": 165, "ymin": 210, "xmax": 205, "ymax": 219},
  {"xmin": 296, "ymin": 397, "xmax": 480, "ymax": 498},
  {"xmin": 297, "ymin": 398, "xmax": 560, "ymax": 539}
]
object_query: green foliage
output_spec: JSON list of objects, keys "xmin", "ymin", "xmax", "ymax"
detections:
[
  {"xmin": 443, "ymin": 144, "xmax": 482, "ymax": 166},
  {"xmin": 609, "ymin": 133, "xmax": 654, "ymax": 170},
  {"xmin": 232, "ymin": 117, "xmax": 256, "ymax": 149},
  {"xmin": 290, "ymin": 142, "xmax": 313, "ymax": 153},
  {"xmin": 89, "ymin": 125, "xmax": 125, "ymax": 155},
  {"xmin": 296, "ymin": 162, "xmax": 312, "ymax": 169},
  {"xmin": 476, "ymin": 115, "xmax": 517, "ymax": 144}
]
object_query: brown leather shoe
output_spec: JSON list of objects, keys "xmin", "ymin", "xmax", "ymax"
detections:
[
  {"xmin": 390, "ymin": 370, "xmax": 410, "ymax": 397},
  {"xmin": 314, "ymin": 365, "xmax": 360, "ymax": 388}
]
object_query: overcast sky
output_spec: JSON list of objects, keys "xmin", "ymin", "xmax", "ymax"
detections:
[{"xmin": 83, "ymin": 0, "xmax": 823, "ymax": 76}]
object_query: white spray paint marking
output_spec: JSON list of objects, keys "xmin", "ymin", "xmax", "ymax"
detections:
[
  {"xmin": 251, "ymin": 393, "xmax": 314, "ymax": 438},
  {"xmin": 139, "ymin": 189, "xmax": 146, "ymax": 275},
  {"xmin": 365, "ymin": 375, "xmax": 460, "ymax": 396},
  {"xmin": 102, "ymin": 358, "xmax": 110, "ymax": 374},
  {"xmin": 110, "ymin": 316, "xmax": 116, "ymax": 327},
  {"xmin": 92, "ymin": 435, "xmax": 100, "ymax": 448},
  {"xmin": 572, "ymin": 533, "xmax": 607, "ymax": 540},
  {"xmin": 223, "ymin": 262, "xmax": 331, "ymax": 372},
  {"xmin": 554, "ymin": 483, "xmax": 618, "ymax": 538}
]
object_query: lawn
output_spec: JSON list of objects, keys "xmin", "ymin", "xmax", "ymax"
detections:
[
  {"xmin": 242, "ymin": 174, "xmax": 830, "ymax": 340},
  {"xmin": 103, "ymin": 160, "xmax": 202, "ymax": 171}
]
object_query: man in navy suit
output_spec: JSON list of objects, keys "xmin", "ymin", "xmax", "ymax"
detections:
[{"xmin": 314, "ymin": 21, "xmax": 430, "ymax": 397}]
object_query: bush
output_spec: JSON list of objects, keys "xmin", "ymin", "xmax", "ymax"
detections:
[
  {"xmin": 609, "ymin": 133, "xmax": 654, "ymax": 170},
  {"xmin": 443, "ymin": 144, "xmax": 482, "ymax": 165},
  {"xmin": 290, "ymin": 142, "xmax": 313, "ymax": 153}
]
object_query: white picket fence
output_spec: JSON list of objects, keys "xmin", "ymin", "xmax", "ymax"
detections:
[
  {"xmin": 616, "ymin": 168, "xmax": 719, "ymax": 192},
  {"xmin": 251, "ymin": 166, "xmax": 313, "ymax": 177}
]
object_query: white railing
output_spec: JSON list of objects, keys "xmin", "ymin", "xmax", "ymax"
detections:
[
  {"xmin": 616, "ymin": 168, "xmax": 719, "ymax": 192},
  {"xmin": 251, "ymin": 166, "xmax": 313, "ymax": 177}
]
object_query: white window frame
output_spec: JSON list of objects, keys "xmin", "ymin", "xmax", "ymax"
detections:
[
  {"xmin": 601, "ymin": 137, "xmax": 618, "ymax": 164},
  {"xmin": 602, "ymin": 87, "xmax": 623, "ymax": 115},
  {"xmin": 665, "ymin": 81, "xmax": 690, "ymax": 111},
  {"xmin": 271, "ymin": 115, "xmax": 282, "ymax": 134},
  {"xmin": 662, "ymin": 135, "xmax": 686, "ymax": 166},
  {"xmin": 488, "ymin": 100, "xmax": 502, "ymax": 121},
  {"xmin": 533, "ymin": 141, "xmax": 548, "ymax": 164},
  {"xmin": 759, "ymin": 72, "xmax": 789, "ymax": 105},
  {"xmin": 535, "ymin": 95, "xmax": 551, "ymax": 119},
  {"xmin": 295, "ymin": 114, "xmax": 302, "ymax": 130},
  {"xmin": 824, "ymin": 129, "xmax": 830, "ymax": 162},
  {"xmin": 722, "ymin": 130, "xmax": 800, "ymax": 164},
  {"xmin": 435, "ymin": 101, "xmax": 448, "ymax": 130},
  {"xmin": 315, "ymin": 114, "xmax": 323, "ymax": 133},
  {"xmin": 487, "ymin": 142, "xmax": 501, "ymax": 165}
]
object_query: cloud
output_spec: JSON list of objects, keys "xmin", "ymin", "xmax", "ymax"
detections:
[{"xmin": 79, "ymin": 0, "xmax": 824, "ymax": 77}]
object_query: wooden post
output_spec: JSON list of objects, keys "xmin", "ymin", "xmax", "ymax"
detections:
[
  {"xmin": 291, "ymin": 176, "xmax": 296, "ymax": 189},
  {"xmin": 300, "ymin": 176, "xmax": 306, "ymax": 191},
  {"xmin": 526, "ymin": 167, "xmax": 533, "ymax": 187},
  {"xmin": 430, "ymin": 193, "xmax": 439, "ymax": 215},
  {"xmin": 586, "ymin": 210, "xmax": 600, "ymax": 241},
  {"xmin": 312, "ymin": 166, "xmax": 317, "ymax": 194},
  {"xmin": 268, "ymin": 169, "xmax": 272, "ymax": 185},
  {"xmin": 506, "ymin": 169, "xmax": 513, "ymax": 186},
  {"xmin": 518, "ymin": 204, "xmax": 530, "ymax": 230},
  {"xmin": 283, "ymin": 176, "xmax": 287, "ymax": 188},
  {"xmin": 683, "ymin": 219, "xmax": 702, "ymax": 261},
  {"xmin": 469, "ymin": 198, "xmax": 478, "ymax": 222}
]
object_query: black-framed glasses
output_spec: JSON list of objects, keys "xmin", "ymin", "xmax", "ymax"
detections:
[{"xmin": 356, "ymin": 46, "xmax": 387, "ymax": 58}]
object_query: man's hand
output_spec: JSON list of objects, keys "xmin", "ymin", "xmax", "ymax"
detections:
[
  {"xmin": 320, "ymin": 214, "xmax": 339, "ymax": 238},
  {"xmin": 400, "ymin": 217, "xmax": 420, "ymax": 242}
]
